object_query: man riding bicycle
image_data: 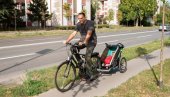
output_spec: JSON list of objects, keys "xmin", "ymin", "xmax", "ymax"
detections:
[{"xmin": 63, "ymin": 12, "xmax": 97, "ymax": 80}]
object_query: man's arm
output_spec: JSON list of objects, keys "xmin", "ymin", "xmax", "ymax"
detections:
[
  {"xmin": 84, "ymin": 30, "xmax": 92, "ymax": 45},
  {"xmin": 64, "ymin": 31, "xmax": 77, "ymax": 44},
  {"xmin": 84, "ymin": 21, "xmax": 95, "ymax": 45}
]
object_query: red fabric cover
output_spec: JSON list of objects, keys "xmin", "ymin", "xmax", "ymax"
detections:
[{"xmin": 104, "ymin": 56, "xmax": 112, "ymax": 65}]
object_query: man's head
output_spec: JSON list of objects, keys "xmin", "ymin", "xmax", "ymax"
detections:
[{"xmin": 77, "ymin": 13, "xmax": 86, "ymax": 24}]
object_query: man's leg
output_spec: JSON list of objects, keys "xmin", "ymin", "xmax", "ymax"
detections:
[{"xmin": 85, "ymin": 45, "xmax": 96, "ymax": 79}]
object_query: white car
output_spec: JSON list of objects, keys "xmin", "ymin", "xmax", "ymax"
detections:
[{"xmin": 159, "ymin": 24, "xmax": 170, "ymax": 31}]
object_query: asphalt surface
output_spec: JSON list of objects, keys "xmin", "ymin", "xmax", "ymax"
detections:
[{"xmin": 0, "ymin": 29, "xmax": 169, "ymax": 77}]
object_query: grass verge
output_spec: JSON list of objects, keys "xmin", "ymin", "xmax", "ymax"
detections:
[
  {"xmin": 0, "ymin": 30, "xmax": 73, "ymax": 39},
  {"xmin": 104, "ymin": 58, "xmax": 170, "ymax": 97},
  {"xmin": 0, "ymin": 37, "xmax": 169, "ymax": 97},
  {"xmin": 0, "ymin": 26, "xmax": 158, "ymax": 39}
]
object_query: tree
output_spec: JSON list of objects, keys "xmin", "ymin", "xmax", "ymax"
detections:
[
  {"xmin": 0, "ymin": 0, "xmax": 15, "ymax": 30},
  {"xmin": 106, "ymin": 9, "xmax": 114, "ymax": 26},
  {"xmin": 117, "ymin": 10, "xmax": 123, "ymax": 25},
  {"xmin": 156, "ymin": 5, "xmax": 170, "ymax": 25},
  {"xmin": 63, "ymin": 3, "xmax": 72, "ymax": 26},
  {"xmin": 81, "ymin": 9, "xmax": 87, "ymax": 16},
  {"xmin": 119, "ymin": 0, "xmax": 157, "ymax": 26},
  {"xmin": 28, "ymin": 0, "xmax": 52, "ymax": 28},
  {"xmin": 91, "ymin": 0, "xmax": 100, "ymax": 21}
]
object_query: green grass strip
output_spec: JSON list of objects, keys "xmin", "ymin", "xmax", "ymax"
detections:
[
  {"xmin": 0, "ymin": 26, "xmax": 158, "ymax": 39},
  {"xmin": 104, "ymin": 59, "xmax": 170, "ymax": 97}
]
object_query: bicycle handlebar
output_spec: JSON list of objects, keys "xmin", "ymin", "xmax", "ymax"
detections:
[{"xmin": 66, "ymin": 42, "xmax": 86, "ymax": 49}]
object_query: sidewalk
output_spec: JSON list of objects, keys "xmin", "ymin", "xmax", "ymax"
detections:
[{"xmin": 36, "ymin": 47, "xmax": 170, "ymax": 97}]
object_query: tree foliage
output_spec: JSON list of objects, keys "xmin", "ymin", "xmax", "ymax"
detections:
[
  {"xmin": 0, "ymin": 0, "xmax": 15, "ymax": 29},
  {"xmin": 63, "ymin": 2, "xmax": 71, "ymax": 25},
  {"xmin": 117, "ymin": 10, "xmax": 123, "ymax": 24},
  {"xmin": 28, "ymin": 0, "xmax": 52, "ymax": 28},
  {"xmin": 119, "ymin": 0, "xmax": 157, "ymax": 26},
  {"xmin": 106, "ymin": 9, "xmax": 114, "ymax": 25},
  {"xmin": 156, "ymin": 4, "xmax": 170, "ymax": 25},
  {"xmin": 91, "ymin": 0, "xmax": 100, "ymax": 20}
]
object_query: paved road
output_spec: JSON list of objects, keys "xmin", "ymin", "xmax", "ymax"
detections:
[{"xmin": 0, "ymin": 30, "xmax": 169, "ymax": 77}]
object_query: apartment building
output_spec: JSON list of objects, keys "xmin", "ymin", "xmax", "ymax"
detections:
[
  {"xmin": 15, "ymin": 0, "xmax": 31, "ymax": 26},
  {"xmin": 98, "ymin": 0, "xmax": 120, "ymax": 25},
  {"xmin": 15, "ymin": 0, "xmax": 91, "ymax": 26},
  {"xmin": 15, "ymin": 0, "xmax": 164, "ymax": 26},
  {"xmin": 46, "ymin": 0, "xmax": 91, "ymax": 26}
]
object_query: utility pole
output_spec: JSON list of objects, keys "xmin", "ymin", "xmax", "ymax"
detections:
[
  {"xmin": 15, "ymin": 8, "xmax": 17, "ymax": 31},
  {"xmin": 25, "ymin": 0, "xmax": 28, "ymax": 27},
  {"xmin": 50, "ymin": 0, "xmax": 52, "ymax": 27},
  {"xmin": 14, "ymin": 0, "xmax": 17, "ymax": 31},
  {"xmin": 159, "ymin": 0, "xmax": 165, "ymax": 88}
]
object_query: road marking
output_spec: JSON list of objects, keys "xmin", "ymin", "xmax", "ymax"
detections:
[
  {"xmin": 137, "ymin": 35, "xmax": 152, "ymax": 38},
  {"xmin": 0, "ymin": 53, "xmax": 36, "ymax": 61},
  {"xmin": 0, "ymin": 40, "xmax": 118, "ymax": 60},
  {"xmin": 0, "ymin": 30, "xmax": 157, "ymax": 50},
  {"xmin": 98, "ymin": 30, "xmax": 156, "ymax": 38},
  {"xmin": 0, "ymin": 34, "xmax": 151, "ymax": 60},
  {"xmin": 24, "ymin": 38, "xmax": 57, "ymax": 41},
  {"xmin": 98, "ymin": 40, "xmax": 119, "ymax": 45}
]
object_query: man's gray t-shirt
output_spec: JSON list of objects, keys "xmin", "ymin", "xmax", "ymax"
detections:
[{"xmin": 75, "ymin": 20, "xmax": 97, "ymax": 45}]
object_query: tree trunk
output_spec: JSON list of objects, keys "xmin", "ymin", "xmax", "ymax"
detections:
[
  {"xmin": 44, "ymin": 20, "xmax": 46, "ymax": 29},
  {"xmin": 42, "ymin": 20, "xmax": 45, "ymax": 29},
  {"xmin": 38, "ymin": 20, "xmax": 40, "ymax": 28},
  {"xmin": 136, "ymin": 18, "xmax": 139, "ymax": 27}
]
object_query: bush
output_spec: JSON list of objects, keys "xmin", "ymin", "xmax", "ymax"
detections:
[
  {"xmin": 96, "ymin": 24, "xmax": 109, "ymax": 28},
  {"xmin": 56, "ymin": 24, "xmax": 110, "ymax": 30},
  {"xmin": 56, "ymin": 26, "xmax": 76, "ymax": 30}
]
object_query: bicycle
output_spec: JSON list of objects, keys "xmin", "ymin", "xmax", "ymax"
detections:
[{"xmin": 54, "ymin": 43, "xmax": 101, "ymax": 92}]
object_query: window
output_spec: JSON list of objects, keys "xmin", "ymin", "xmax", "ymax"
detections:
[
  {"xmin": 73, "ymin": 0, "xmax": 77, "ymax": 13},
  {"xmin": 67, "ymin": 0, "xmax": 72, "ymax": 4},
  {"xmin": 82, "ymin": 0, "xmax": 86, "ymax": 6}
]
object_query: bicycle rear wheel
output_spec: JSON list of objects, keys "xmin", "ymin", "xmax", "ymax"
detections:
[
  {"xmin": 91, "ymin": 56, "xmax": 101, "ymax": 73},
  {"xmin": 119, "ymin": 57, "xmax": 127, "ymax": 73},
  {"xmin": 55, "ymin": 61, "xmax": 76, "ymax": 92}
]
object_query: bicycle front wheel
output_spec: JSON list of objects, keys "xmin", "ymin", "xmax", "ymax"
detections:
[{"xmin": 55, "ymin": 61, "xmax": 76, "ymax": 92}]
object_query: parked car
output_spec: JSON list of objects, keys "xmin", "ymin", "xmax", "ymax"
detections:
[{"xmin": 159, "ymin": 24, "xmax": 170, "ymax": 31}]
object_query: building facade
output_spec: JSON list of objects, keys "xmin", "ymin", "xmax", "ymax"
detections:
[
  {"xmin": 15, "ymin": 0, "xmax": 31, "ymax": 26},
  {"xmin": 98, "ymin": 0, "xmax": 120, "ymax": 25},
  {"xmin": 15, "ymin": 0, "xmax": 91, "ymax": 27},
  {"xmin": 15, "ymin": 0, "xmax": 164, "ymax": 27},
  {"xmin": 46, "ymin": 0, "xmax": 91, "ymax": 26}
]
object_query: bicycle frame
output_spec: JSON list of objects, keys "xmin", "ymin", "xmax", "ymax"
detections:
[{"xmin": 66, "ymin": 43, "xmax": 85, "ymax": 68}]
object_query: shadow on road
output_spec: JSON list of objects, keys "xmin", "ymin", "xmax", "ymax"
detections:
[{"xmin": 0, "ymin": 46, "xmax": 65, "ymax": 73}]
